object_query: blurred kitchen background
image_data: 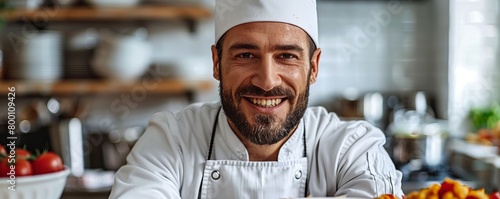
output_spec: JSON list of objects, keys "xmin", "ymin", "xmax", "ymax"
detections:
[{"xmin": 0, "ymin": 0, "xmax": 499, "ymax": 198}]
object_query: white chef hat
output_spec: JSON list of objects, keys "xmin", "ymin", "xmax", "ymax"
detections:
[{"xmin": 214, "ymin": 0, "xmax": 319, "ymax": 47}]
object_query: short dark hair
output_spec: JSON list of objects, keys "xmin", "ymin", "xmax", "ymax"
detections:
[{"xmin": 215, "ymin": 34, "xmax": 317, "ymax": 62}]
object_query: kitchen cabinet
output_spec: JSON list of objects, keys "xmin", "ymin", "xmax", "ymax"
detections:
[{"xmin": 0, "ymin": 4, "xmax": 214, "ymax": 97}]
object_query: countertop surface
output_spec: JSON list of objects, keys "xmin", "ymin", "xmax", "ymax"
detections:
[{"xmin": 61, "ymin": 187, "xmax": 111, "ymax": 199}]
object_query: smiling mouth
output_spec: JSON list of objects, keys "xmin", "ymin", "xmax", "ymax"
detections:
[{"xmin": 245, "ymin": 97, "xmax": 285, "ymax": 108}]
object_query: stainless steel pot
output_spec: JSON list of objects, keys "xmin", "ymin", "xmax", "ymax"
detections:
[
  {"xmin": 391, "ymin": 129, "xmax": 448, "ymax": 170},
  {"xmin": 388, "ymin": 111, "xmax": 449, "ymax": 172},
  {"xmin": 86, "ymin": 126, "xmax": 144, "ymax": 171}
]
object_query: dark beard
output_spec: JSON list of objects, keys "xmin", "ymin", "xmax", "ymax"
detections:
[{"xmin": 219, "ymin": 76, "xmax": 310, "ymax": 145}]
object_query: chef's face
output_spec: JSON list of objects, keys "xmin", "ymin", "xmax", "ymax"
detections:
[{"xmin": 212, "ymin": 22, "xmax": 320, "ymax": 145}]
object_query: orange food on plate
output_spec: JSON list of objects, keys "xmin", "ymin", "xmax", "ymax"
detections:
[
  {"xmin": 376, "ymin": 193, "xmax": 400, "ymax": 199},
  {"xmin": 404, "ymin": 178, "xmax": 490, "ymax": 199}
]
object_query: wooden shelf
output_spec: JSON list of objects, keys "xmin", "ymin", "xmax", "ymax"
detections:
[
  {"xmin": 1, "ymin": 5, "xmax": 212, "ymax": 22},
  {"xmin": 0, "ymin": 79, "xmax": 213, "ymax": 96}
]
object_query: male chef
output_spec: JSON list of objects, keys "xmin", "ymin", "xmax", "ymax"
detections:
[{"xmin": 109, "ymin": 0, "xmax": 404, "ymax": 198}]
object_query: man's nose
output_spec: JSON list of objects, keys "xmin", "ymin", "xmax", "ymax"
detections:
[{"xmin": 251, "ymin": 57, "xmax": 282, "ymax": 91}]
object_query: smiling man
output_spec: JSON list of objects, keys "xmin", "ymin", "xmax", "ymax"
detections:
[
  {"xmin": 217, "ymin": 22, "xmax": 316, "ymax": 158},
  {"xmin": 109, "ymin": 0, "xmax": 404, "ymax": 199}
]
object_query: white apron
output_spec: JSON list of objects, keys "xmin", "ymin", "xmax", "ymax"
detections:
[{"xmin": 198, "ymin": 108, "xmax": 309, "ymax": 199}]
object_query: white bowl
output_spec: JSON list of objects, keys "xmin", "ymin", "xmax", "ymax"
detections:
[
  {"xmin": 0, "ymin": 168, "xmax": 71, "ymax": 199},
  {"xmin": 92, "ymin": 35, "xmax": 152, "ymax": 81},
  {"xmin": 164, "ymin": 57, "xmax": 212, "ymax": 80}
]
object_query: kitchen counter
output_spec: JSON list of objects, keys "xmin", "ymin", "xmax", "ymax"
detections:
[
  {"xmin": 60, "ymin": 169, "xmax": 115, "ymax": 199},
  {"xmin": 449, "ymin": 139, "xmax": 500, "ymax": 192},
  {"xmin": 399, "ymin": 139, "xmax": 493, "ymax": 194},
  {"xmin": 60, "ymin": 143, "xmax": 497, "ymax": 198},
  {"xmin": 59, "ymin": 180, "xmax": 481, "ymax": 198},
  {"xmin": 61, "ymin": 187, "xmax": 111, "ymax": 199}
]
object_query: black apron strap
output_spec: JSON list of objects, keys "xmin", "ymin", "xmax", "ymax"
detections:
[{"xmin": 207, "ymin": 108, "xmax": 221, "ymax": 160}]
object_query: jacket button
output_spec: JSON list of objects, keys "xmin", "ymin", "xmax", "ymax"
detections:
[
  {"xmin": 211, "ymin": 170, "xmax": 221, "ymax": 180},
  {"xmin": 295, "ymin": 170, "xmax": 302, "ymax": 180}
]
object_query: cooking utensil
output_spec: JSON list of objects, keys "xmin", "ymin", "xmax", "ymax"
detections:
[
  {"xmin": 50, "ymin": 118, "xmax": 85, "ymax": 177},
  {"xmin": 363, "ymin": 92, "xmax": 385, "ymax": 128},
  {"xmin": 3, "ymin": 31, "xmax": 63, "ymax": 81},
  {"xmin": 388, "ymin": 110, "xmax": 449, "ymax": 173},
  {"xmin": 86, "ymin": 126, "xmax": 144, "ymax": 170},
  {"xmin": 64, "ymin": 28, "xmax": 99, "ymax": 79}
]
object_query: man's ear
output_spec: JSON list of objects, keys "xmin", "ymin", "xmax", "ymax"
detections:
[
  {"xmin": 309, "ymin": 48, "xmax": 321, "ymax": 84},
  {"xmin": 211, "ymin": 45, "xmax": 221, "ymax": 81}
]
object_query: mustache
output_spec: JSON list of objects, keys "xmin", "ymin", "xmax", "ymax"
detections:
[{"xmin": 236, "ymin": 85, "xmax": 294, "ymax": 97}]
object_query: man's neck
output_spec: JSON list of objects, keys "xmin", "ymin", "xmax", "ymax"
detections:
[
  {"xmin": 242, "ymin": 140, "xmax": 284, "ymax": 161},
  {"xmin": 228, "ymin": 120, "xmax": 297, "ymax": 161}
]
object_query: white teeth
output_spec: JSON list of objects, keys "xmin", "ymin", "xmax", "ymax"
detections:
[{"xmin": 249, "ymin": 98, "xmax": 283, "ymax": 108}]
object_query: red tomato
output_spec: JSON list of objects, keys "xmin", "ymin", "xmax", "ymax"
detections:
[
  {"xmin": 490, "ymin": 192, "xmax": 500, "ymax": 199},
  {"xmin": 15, "ymin": 159, "xmax": 33, "ymax": 176},
  {"xmin": 32, "ymin": 152, "xmax": 64, "ymax": 175},
  {"xmin": 0, "ymin": 158, "xmax": 33, "ymax": 177},
  {"xmin": 15, "ymin": 149, "xmax": 32, "ymax": 160},
  {"xmin": 0, "ymin": 158, "xmax": 9, "ymax": 177},
  {"xmin": 438, "ymin": 179, "xmax": 455, "ymax": 198}
]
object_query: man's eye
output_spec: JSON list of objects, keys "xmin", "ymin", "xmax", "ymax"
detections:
[
  {"xmin": 280, "ymin": 54, "xmax": 296, "ymax": 59},
  {"xmin": 237, "ymin": 53, "xmax": 253, "ymax": 58}
]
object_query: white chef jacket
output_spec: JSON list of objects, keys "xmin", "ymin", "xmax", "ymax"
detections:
[{"xmin": 109, "ymin": 101, "xmax": 404, "ymax": 199}]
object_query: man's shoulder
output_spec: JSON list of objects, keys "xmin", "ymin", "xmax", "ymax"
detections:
[
  {"xmin": 304, "ymin": 106, "xmax": 385, "ymax": 142},
  {"xmin": 145, "ymin": 101, "xmax": 220, "ymax": 147},
  {"xmin": 303, "ymin": 106, "xmax": 342, "ymax": 135},
  {"xmin": 175, "ymin": 101, "xmax": 221, "ymax": 117},
  {"xmin": 166, "ymin": 101, "xmax": 221, "ymax": 130},
  {"xmin": 304, "ymin": 106, "xmax": 340, "ymax": 120},
  {"xmin": 149, "ymin": 101, "xmax": 220, "ymax": 122}
]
